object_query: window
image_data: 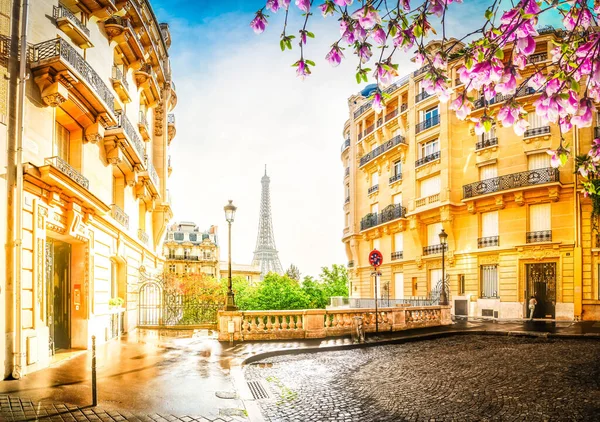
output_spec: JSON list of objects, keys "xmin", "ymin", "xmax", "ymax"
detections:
[
  {"xmin": 429, "ymin": 269, "xmax": 443, "ymax": 293},
  {"xmin": 394, "ymin": 273, "xmax": 404, "ymax": 299},
  {"xmin": 420, "ymin": 174, "xmax": 441, "ymax": 197},
  {"xmin": 480, "ymin": 126, "xmax": 496, "ymax": 141},
  {"xmin": 345, "ymin": 184, "xmax": 350, "ymax": 198},
  {"xmin": 481, "ymin": 211, "xmax": 498, "ymax": 238},
  {"xmin": 168, "ymin": 233, "xmax": 173, "ymax": 240},
  {"xmin": 480, "ymin": 265, "xmax": 498, "ymax": 298},
  {"xmin": 427, "ymin": 222, "xmax": 443, "ymax": 246},
  {"xmin": 373, "ymin": 238, "xmax": 380, "ymax": 251},
  {"xmin": 527, "ymin": 113, "xmax": 544, "ymax": 130},
  {"xmin": 184, "ymin": 249, "xmax": 190, "ymax": 258},
  {"xmin": 530, "ymin": 203, "xmax": 551, "ymax": 232},
  {"xmin": 528, "ymin": 152, "xmax": 551, "ymax": 170},
  {"xmin": 184, "ymin": 264, "xmax": 189, "ymax": 273},
  {"xmin": 174, "ymin": 232, "xmax": 184, "ymax": 241},
  {"xmin": 393, "ymin": 160, "xmax": 402, "ymax": 176},
  {"xmin": 392, "ymin": 193, "xmax": 402, "ymax": 205},
  {"xmin": 54, "ymin": 122, "xmax": 70, "ymax": 161},
  {"xmin": 371, "ymin": 142, "xmax": 377, "ymax": 151},
  {"xmin": 420, "ymin": 139, "xmax": 439, "ymax": 158},
  {"xmin": 345, "ymin": 213, "xmax": 350, "ymax": 227},
  {"xmin": 423, "ymin": 106, "xmax": 439, "ymax": 123},
  {"xmin": 371, "ymin": 203, "xmax": 379, "ymax": 214},
  {"xmin": 394, "ymin": 232, "xmax": 403, "ymax": 252},
  {"xmin": 189, "ymin": 233, "xmax": 197, "ymax": 242},
  {"xmin": 371, "ymin": 172, "xmax": 379, "ymax": 187},
  {"xmin": 169, "ymin": 264, "xmax": 176, "ymax": 273},
  {"xmin": 479, "ymin": 163, "xmax": 497, "ymax": 180}
]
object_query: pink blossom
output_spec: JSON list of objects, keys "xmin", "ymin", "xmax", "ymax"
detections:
[
  {"xmin": 351, "ymin": 6, "xmax": 381, "ymax": 30},
  {"xmin": 325, "ymin": 45, "xmax": 344, "ymax": 67},
  {"xmin": 547, "ymin": 150, "xmax": 561, "ymax": 168},
  {"xmin": 450, "ymin": 96, "xmax": 472, "ymax": 120},
  {"xmin": 340, "ymin": 20, "xmax": 356, "ymax": 43},
  {"xmin": 374, "ymin": 63, "xmax": 398, "ymax": 86},
  {"xmin": 354, "ymin": 25, "xmax": 367, "ymax": 42},
  {"xmin": 545, "ymin": 78, "xmax": 561, "ymax": 96},
  {"xmin": 429, "ymin": 0, "xmax": 444, "ymax": 17},
  {"xmin": 415, "ymin": 53, "xmax": 426, "ymax": 68},
  {"xmin": 250, "ymin": 12, "xmax": 268, "ymax": 34},
  {"xmin": 318, "ymin": 2, "xmax": 333, "ymax": 16},
  {"xmin": 523, "ymin": 0, "xmax": 540, "ymax": 16},
  {"xmin": 559, "ymin": 117, "xmax": 572, "ymax": 133},
  {"xmin": 516, "ymin": 35, "xmax": 536, "ymax": 56},
  {"xmin": 295, "ymin": 0, "xmax": 310, "ymax": 12},
  {"xmin": 358, "ymin": 43, "xmax": 372, "ymax": 63},
  {"xmin": 432, "ymin": 53, "xmax": 447, "ymax": 69},
  {"xmin": 513, "ymin": 117, "xmax": 530, "ymax": 136},
  {"xmin": 483, "ymin": 84, "xmax": 496, "ymax": 101},
  {"xmin": 512, "ymin": 53, "xmax": 527, "ymax": 70},
  {"xmin": 401, "ymin": 0, "xmax": 411, "ymax": 10},
  {"xmin": 497, "ymin": 104, "xmax": 523, "ymax": 127},
  {"xmin": 334, "ymin": 0, "xmax": 353, "ymax": 5},
  {"xmin": 563, "ymin": 11, "xmax": 576, "ymax": 31},
  {"xmin": 372, "ymin": 26, "xmax": 386, "ymax": 45},
  {"xmin": 434, "ymin": 78, "xmax": 452, "ymax": 103},
  {"xmin": 556, "ymin": 90, "xmax": 579, "ymax": 116},
  {"xmin": 527, "ymin": 72, "xmax": 546, "ymax": 90},
  {"xmin": 500, "ymin": 8, "xmax": 519, "ymax": 25},
  {"xmin": 266, "ymin": 0, "xmax": 281, "ymax": 12},
  {"xmin": 496, "ymin": 69, "xmax": 517, "ymax": 95},
  {"xmin": 295, "ymin": 60, "xmax": 310, "ymax": 79},
  {"xmin": 571, "ymin": 99, "xmax": 593, "ymax": 128},
  {"xmin": 372, "ymin": 92, "xmax": 384, "ymax": 114}
]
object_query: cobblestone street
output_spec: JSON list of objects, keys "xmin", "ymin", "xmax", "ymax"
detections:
[{"xmin": 245, "ymin": 335, "xmax": 600, "ymax": 422}]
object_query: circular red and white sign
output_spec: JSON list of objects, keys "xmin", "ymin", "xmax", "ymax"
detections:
[{"xmin": 369, "ymin": 249, "xmax": 383, "ymax": 268}]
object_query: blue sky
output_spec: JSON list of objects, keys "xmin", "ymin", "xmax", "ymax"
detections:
[{"xmin": 149, "ymin": 0, "xmax": 563, "ymax": 278}]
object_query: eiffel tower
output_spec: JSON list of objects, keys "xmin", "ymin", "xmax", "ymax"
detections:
[{"xmin": 252, "ymin": 166, "xmax": 284, "ymax": 278}]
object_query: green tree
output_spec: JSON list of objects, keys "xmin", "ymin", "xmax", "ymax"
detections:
[
  {"xmin": 285, "ymin": 263, "xmax": 301, "ymax": 281},
  {"xmin": 319, "ymin": 264, "xmax": 349, "ymax": 298},
  {"xmin": 251, "ymin": 272, "xmax": 310, "ymax": 310},
  {"xmin": 301, "ymin": 275, "xmax": 328, "ymax": 309}
]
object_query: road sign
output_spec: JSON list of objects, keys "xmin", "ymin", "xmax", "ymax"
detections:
[{"xmin": 369, "ymin": 249, "xmax": 383, "ymax": 268}]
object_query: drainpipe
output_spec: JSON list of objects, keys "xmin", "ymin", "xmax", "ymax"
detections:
[
  {"xmin": 573, "ymin": 128, "xmax": 583, "ymax": 321},
  {"xmin": 12, "ymin": 0, "xmax": 29, "ymax": 379}
]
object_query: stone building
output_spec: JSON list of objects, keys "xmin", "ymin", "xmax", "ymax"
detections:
[
  {"xmin": 0, "ymin": 0, "xmax": 177, "ymax": 378},
  {"xmin": 342, "ymin": 29, "xmax": 599, "ymax": 321}
]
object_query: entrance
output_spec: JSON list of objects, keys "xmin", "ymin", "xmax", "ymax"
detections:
[
  {"xmin": 526, "ymin": 263, "xmax": 556, "ymax": 319},
  {"xmin": 46, "ymin": 239, "xmax": 71, "ymax": 353}
]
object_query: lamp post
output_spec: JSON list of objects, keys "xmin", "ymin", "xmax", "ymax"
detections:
[
  {"xmin": 439, "ymin": 228, "xmax": 449, "ymax": 306},
  {"xmin": 224, "ymin": 200, "xmax": 237, "ymax": 311}
]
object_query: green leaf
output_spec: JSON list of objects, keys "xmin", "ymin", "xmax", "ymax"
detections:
[
  {"xmin": 362, "ymin": 73, "xmax": 368, "ymax": 82},
  {"xmin": 413, "ymin": 25, "xmax": 423, "ymax": 38},
  {"xmin": 286, "ymin": 40, "xmax": 292, "ymax": 50},
  {"xmin": 484, "ymin": 9, "xmax": 493, "ymax": 20},
  {"xmin": 571, "ymin": 79, "xmax": 580, "ymax": 92},
  {"xmin": 559, "ymin": 153, "xmax": 568, "ymax": 166},
  {"xmin": 306, "ymin": 32, "xmax": 315, "ymax": 38},
  {"xmin": 494, "ymin": 49, "xmax": 504, "ymax": 59},
  {"xmin": 356, "ymin": 73, "xmax": 362, "ymax": 84},
  {"xmin": 305, "ymin": 59, "xmax": 316, "ymax": 66},
  {"xmin": 483, "ymin": 119, "xmax": 492, "ymax": 133},
  {"xmin": 466, "ymin": 56, "xmax": 473, "ymax": 69},
  {"xmin": 280, "ymin": 40, "xmax": 285, "ymax": 51},
  {"xmin": 390, "ymin": 25, "xmax": 397, "ymax": 37}
]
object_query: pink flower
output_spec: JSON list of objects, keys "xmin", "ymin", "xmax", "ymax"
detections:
[
  {"xmin": 527, "ymin": 72, "xmax": 546, "ymax": 90},
  {"xmin": 513, "ymin": 117, "xmax": 530, "ymax": 136},
  {"xmin": 522, "ymin": 0, "xmax": 540, "ymax": 15},
  {"xmin": 497, "ymin": 104, "xmax": 523, "ymax": 127},
  {"xmin": 401, "ymin": 0, "xmax": 411, "ymax": 11},
  {"xmin": 250, "ymin": 12, "xmax": 268, "ymax": 34},
  {"xmin": 372, "ymin": 26, "xmax": 386, "ymax": 45},
  {"xmin": 512, "ymin": 53, "xmax": 527, "ymax": 70},
  {"xmin": 563, "ymin": 11, "xmax": 576, "ymax": 31},
  {"xmin": 334, "ymin": 0, "xmax": 353, "ymax": 5},
  {"xmin": 325, "ymin": 45, "xmax": 344, "ymax": 67},
  {"xmin": 354, "ymin": 25, "xmax": 367, "ymax": 42},
  {"xmin": 434, "ymin": 78, "xmax": 452, "ymax": 103},
  {"xmin": 545, "ymin": 78, "xmax": 561, "ymax": 96},
  {"xmin": 295, "ymin": 0, "xmax": 310, "ymax": 13},
  {"xmin": 351, "ymin": 6, "xmax": 381, "ymax": 30},
  {"xmin": 266, "ymin": 0, "xmax": 281, "ymax": 12},
  {"xmin": 571, "ymin": 99, "xmax": 593, "ymax": 128},
  {"xmin": 432, "ymin": 53, "xmax": 446, "ymax": 69},
  {"xmin": 516, "ymin": 35, "xmax": 536, "ymax": 56},
  {"xmin": 372, "ymin": 92, "xmax": 383, "ymax": 114},
  {"xmin": 358, "ymin": 43, "xmax": 372, "ymax": 63},
  {"xmin": 374, "ymin": 63, "xmax": 398, "ymax": 86},
  {"xmin": 559, "ymin": 117, "xmax": 572, "ymax": 133},
  {"xmin": 496, "ymin": 69, "xmax": 517, "ymax": 95},
  {"xmin": 429, "ymin": 0, "xmax": 444, "ymax": 17},
  {"xmin": 319, "ymin": 2, "xmax": 334, "ymax": 16},
  {"xmin": 500, "ymin": 8, "xmax": 519, "ymax": 25},
  {"xmin": 295, "ymin": 60, "xmax": 311, "ymax": 79},
  {"xmin": 450, "ymin": 96, "xmax": 472, "ymax": 120},
  {"xmin": 547, "ymin": 150, "xmax": 561, "ymax": 168},
  {"xmin": 483, "ymin": 84, "xmax": 496, "ymax": 101},
  {"xmin": 415, "ymin": 53, "xmax": 426, "ymax": 68}
]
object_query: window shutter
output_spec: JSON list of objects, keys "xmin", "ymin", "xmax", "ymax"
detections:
[
  {"xmin": 481, "ymin": 211, "xmax": 498, "ymax": 237},
  {"xmin": 371, "ymin": 172, "xmax": 379, "ymax": 186},
  {"xmin": 429, "ymin": 268, "xmax": 443, "ymax": 292},
  {"xmin": 530, "ymin": 203, "xmax": 551, "ymax": 231},
  {"xmin": 481, "ymin": 265, "xmax": 498, "ymax": 297},
  {"xmin": 373, "ymin": 239, "xmax": 380, "ymax": 250},
  {"xmin": 394, "ymin": 232, "xmax": 404, "ymax": 252},
  {"xmin": 528, "ymin": 152, "xmax": 551, "ymax": 170},
  {"xmin": 427, "ymin": 222, "xmax": 443, "ymax": 245},
  {"xmin": 527, "ymin": 112, "xmax": 544, "ymax": 129},
  {"xmin": 479, "ymin": 164, "xmax": 497, "ymax": 180},
  {"xmin": 394, "ymin": 273, "xmax": 404, "ymax": 299},
  {"xmin": 393, "ymin": 193, "xmax": 402, "ymax": 204},
  {"xmin": 420, "ymin": 175, "xmax": 441, "ymax": 197},
  {"xmin": 371, "ymin": 203, "xmax": 379, "ymax": 214}
]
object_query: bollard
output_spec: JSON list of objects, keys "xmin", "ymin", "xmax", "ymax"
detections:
[{"xmin": 91, "ymin": 335, "xmax": 97, "ymax": 407}]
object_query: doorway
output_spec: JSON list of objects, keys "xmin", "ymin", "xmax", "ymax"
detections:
[
  {"xmin": 46, "ymin": 239, "xmax": 72, "ymax": 353},
  {"xmin": 526, "ymin": 263, "xmax": 556, "ymax": 319}
]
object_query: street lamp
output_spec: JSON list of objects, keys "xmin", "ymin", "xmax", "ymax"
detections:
[
  {"xmin": 224, "ymin": 200, "xmax": 237, "ymax": 311},
  {"xmin": 439, "ymin": 228, "xmax": 449, "ymax": 306}
]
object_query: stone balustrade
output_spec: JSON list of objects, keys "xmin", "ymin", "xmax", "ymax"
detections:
[{"xmin": 218, "ymin": 305, "xmax": 451, "ymax": 341}]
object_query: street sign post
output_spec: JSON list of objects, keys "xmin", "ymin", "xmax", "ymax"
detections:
[{"xmin": 369, "ymin": 250, "xmax": 383, "ymax": 333}]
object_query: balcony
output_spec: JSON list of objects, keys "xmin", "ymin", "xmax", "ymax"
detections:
[
  {"xmin": 368, "ymin": 185, "xmax": 379, "ymax": 195},
  {"xmin": 111, "ymin": 204, "xmax": 129, "ymax": 229},
  {"xmin": 78, "ymin": 0, "xmax": 117, "ymax": 18},
  {"xmin": 415, "ymin": 114, "xmax": 440, "ymax": 134},
  {"xmin": 389, "ymin": 173, "xmax": 402, "ymax": 185},
  {"xmin": 168, "ymin": 155, "xmax": 173, "ymax": 176},
  {"xmin": 169, "ymin": 80, "xmax": 178, "ymax": 110},
  {"xmin": 415, "ymin": 150, "xmax": 440, "ymax": 168},
  {"xmin": 423, "ymin": 244, "xmax": 447, "ymax": 256},
  {"xmin": 475, "ymin": 137, "xmax": 498, "ymax": 151},
  {"xmin": 344, "ymin": 167, "xmax": 350, "ymax": 177},
  {"xmin": 413, "ymin": 65, "xmax": 430, "ymax": 77},
  {"xmin": 474, "ymin": 87, "xmax": 536, "ymax": 109},
  {"xmin": 344, "ymin": 196, "xmax": 350, "ymax": 204},
  {"xmin": 526, "ymin": 230, "xmax": 552, "ymax": 243},
  {"xmin": 353, "ymin": 100, "xmax": 373, "ymax": 119},
  {"xmin": 44, "ymin": 156, "xmax": 89, "ymax": 190},
  {"xmin": 111, "ymin": 65, "xmax": 131, "ymax": 103},
  {"xmin": 384, "ymin": 108, "xmax": 398, "ymax": 123},
  {"xmin": 30, "ymin": 38, "xmax": 117, "ymax": 125},
  {"xmin": 524, "ymin": 126, "xmax": 550, "ymax": 139},
  {"xmin": 528, "ymin": 52, "xmax": 548, "ymax": 64},
  {"xmin": 139, "ymin": 160, "xmax": 160, "ymax": 195},
  {"xmin": 415, "ymin": 91, "xmax": 432, "ymax": 103},
  {"xmin": 138, "ymin": 229, "xmax": 149, "ymax": 245},
  {"xmin": 104, "ymin": 16, "xmax": 147, "ymax": 68},
  {"xmin": 463, "ymin": 167, "xmax": 560, "ymax": 199},
  {"xmin": 105, "ymin": 111, "xmax": 146, "ymax": 165},
  {"xmin": 359, "ymin": 134, "xmax": 407, "ymax": 167},
  {"xmin": 363, "ymin": 124, "xmax": 375, "ymax": 137},
  {"xmin": 360, "ymin": 204, "xmax": 406, "ymax": 231},
  {"xmin": 166, "ymin": 255, "xmax": 215, "ymax": 262},
  {"xmin": 168, "ymin": 113, "xmax": 176, "ymax": 142},
  {"xmin": 415, "ymin": 193, "xmax": 440, "ymax": 208},
  {"xmin": 134, "ymin": 63, "xmax": 160, "ymax": 106},
  {"xmin": 53, "ymin": 5, "xmax": 92, "ymax": 48},
  {"xmin": 341, "ymin": 138, "xmax": 350, "ymax": 152},
  {"xmin": 400, "ymin": 103, "xmax": 408, "ymax": 113},
  {"xmin": 391, "ymin": 251, "xmax": 403, "ymax": 260},
  {"xmin": 139, "ymin": 110, "xmax": 150, "ymax": 141},
  {"xmin": 478, "ymin": 236, "xmax": 499, "ymax": 248},
  {"xmin": 348, "ymin": 261, "xmax": 354, "ymax": 268}
]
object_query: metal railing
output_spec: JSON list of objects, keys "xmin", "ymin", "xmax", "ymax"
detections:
[
  {"xmin": 376, "ymin": 117, "xmax": 383, "ymax": 127},
  {"xmin": 400, "ymin": 103, "xmax": 408, "ymax": 112},
  {"xmin": 147, "ymin": 161, "xmax": 160, "ymax": 190},
  {"xmin": 138, "ymin": 229, "xmax": 149, "ymax": 245},
  {"xmin": 111, "ymin": 204, "xmax": 129, "ymax": 229},
  {"xmin": 344, "ymin": 167, "xmax": 350, "ymax": 177},
  {"xmin": 168, "ymin": 113, "xmax": 175, "ymax": 124},
  {"xmin": 360, "ymin": 204, "xmax": 407, "ymax": 231},
  {"xmin": 537, "ymin": 25, "xmax": 555, "ymax": 34},
  {"xmin": 139, "ymin": 110, "xmax": 148, "ymax": 128},
  {"xmin": 478, "ymin": 236, "xmax": 499, "ymax": 248},
  {"xmin": 358, "ymin": 132, "xmax": 363, "ymax": 140},
  {"xmin": 423, "ymin": 244, "xmax": 447, "ymax": 255},
  {"xmin": 341, "ymin": 138, "xmax": 350, "ymax": 152},
  {"xmin": 526, "ymin": 230, "xmax": 552, "ymax": 243},
  {"xmin": 474, "ymin": 86, "xmax": 536, "ymax": 109},
  {"xmin": 31, "ymin": 38, "xmax": 115, "ymax": 115},
  {"xmin": 45, "ymin": 156, "xmax": 89, "ymax": 189},
  {"xmin": 415, "ymin": 91, "xmax": 432, "ymax": 103},
  {"xmin": 106, "ymin": 111, "xmax": 145, "ymax": 160},
  {"xmin": 528, "ymin": 52, "xmax": 548, "ymax": 63},
  {"xmin": 391, "ymin": 251, "xmax": 403, "ymax": 260},
  {"xmin": 344, "ymin": 196, "xmax": 350, "ymax": 204},
  {"xmin": 359, "ymin": 134, "xmax": 407, "ymax": 167},
  {"xmin": 349, "ymin": 296, "xmax": 438, "ymax": 308},
  {"xmin": 112, "ymin": 65, "xmax": 129, "ymax": 91},
  {"xmin": 353, "ymin": 100, "xmax": 373, "ymax": 119},
  {"xmin": 415, "ymin": 114, "xmax": 440, "ymax": 134},
  {"xmin": 368, "ymin": 185, "xmax": 379, "ymax": 195},
  {"xmin": 524, "ymin": 126, "xmax": 550, "ymax": 138},
  {"xmin": 475, "ymin": 137, "xmax": 498, "ymax": 150},
  {"xmin": 413, "ymin": 65, "xmax": 430, "ymax": 77},
  {"xmin": 415, "ymin": 150, "xmax": 441, "ymax": 167},
  {"xmin": 53, "ymin": 5, "xmax": 90, "ymax": 37},
  {"xmin": 389, "ymin": 173, "xmax": 402, "ymax": 184},
  {"xmin": 348, "ymin": 261, "xmax": 354, "ymax": 268},
  {"xmin": 463, "ymin": 167, "xmax": 559, "ymax": 199},
  {"xmin": 364, "ymin": 124, "xmax": 374, "ymax": 136},
  {"xmin": 385, "ymin": 108, "xmax": 398, "ymax": 122},
  {"xmin": 138, "ymin": 62, "xmax": 157, "ymax": 82}
]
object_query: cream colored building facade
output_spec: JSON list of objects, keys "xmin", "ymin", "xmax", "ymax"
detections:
[
  {"xmin": 0, "ymin": 0, "xmax": 177, "ymax": 378},
  {"xmin": 342, "ymin": 31, "xmax": 599, "ymax": 321}
]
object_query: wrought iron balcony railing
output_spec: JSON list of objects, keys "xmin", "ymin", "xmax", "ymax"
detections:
[
  {"xmin": 413, "ymin": 65, "xmax": 430, "ymax": 77},
  {"xmin": 53, "ymin": 5, "xmax": 90, "ymax": 37},
  {"xmin": 112, "ymin": 65, "xmax": 128, "ymax": 91},
  {"xmin": 360, "ymin": 204, "xmax": 407, "ymax": 231},
  {"xmin": 415, "ymin": 150, "xmax": 441, "ymax": 167},
  {"xmin": 139, "ymin": 110, "xmax": 148, "ymax": 128},
  {"xmin": 385, "ymin": 108, "xmax": 398, "ymax": 122},
  {"xmin": 475, "ymin": 137, "xmax": 498, "ymax": 150},
  {"xmin": 528, "ymin": 52, "xmax": 548, "ymax": 63},
  {"xmin": 138, "ymin": 229, "xmax": 149, "ymax": 245},
  {"xmin": 376, "ymin": 117, "xmax": 383, "ymax": 127},
  {"xmin": 391, "ymin": 251, "xmax": 403, "ymax": 260},
  {"xmin": 389, "ymin": 173, "xmax": 402, "ymax": 184},
  {"xmin": 364, "ymin": 124, "xmax": 374, "ymax": 136},
  {"xmin": 106, "ymin": 111, "xmax": 145, "ymax": 161},
  {"xmin": 359, "ymin": 134, "xmax": 407, "ymax": 167},
  {"xmin": 341, "ymin": 138, "xmax": 350, "ymax": 152},
  {"xmin": 353, "ymin": 100, "xmax": 373, "ymax": 119},
  {"xmin": 524, "ymin": 126, "xmax": 550, "ymax": 138},
  {"xmin": 111, "ymin": 204, "xmax": 129, "ymax": 229},
  {"xmin": 31, "ymin": 38, "xmax": 115, "ymax": 115},
  {"xmin": 526, "ymin": 230, "xmax": 552, "ymax": 243},
  {"xmin": 415, "ymin": 114, "xmax": 440, "ymax": 134},
  {"xmin": 44, "ymin": 156, "xmax": 89, "ymax": 189},
  {"xmin": 348, "ymin": 261, "xmax": 354, "ymax": 268},
  {"xmin": 478, "ymin": 236, "xmax": 499, "ymax": 248},
  {"xmin": 368, "ymin": 185, "xmax": 379, "ymax": 195},
  {"xmin": 423, "ymin": 244, "xmax": 447, "ymax": 256},
  {"xmin": 168, "ymin": 113, "xmax": 176, "ymax": 124},
  {"xmin": 474, "ymin": 86, "xmax": 536, "ymax": 109},
  {"xmin": 345, "ymin": 167, "xmax": 350, "ymax": 177},
  {"xmin": 400, "ymin": 103, "xmax": 408, "ymax": 112},
  {"xmin": 147, "ymin": 161, "xmax": 160, "ymax": 190},
  {"xmin": 463, "ymin": 167, "xmax": 559, "ymax": 199},
  {"xmin": 415, "ymin": 91, "xmax": 432, "ymax": 103}
]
